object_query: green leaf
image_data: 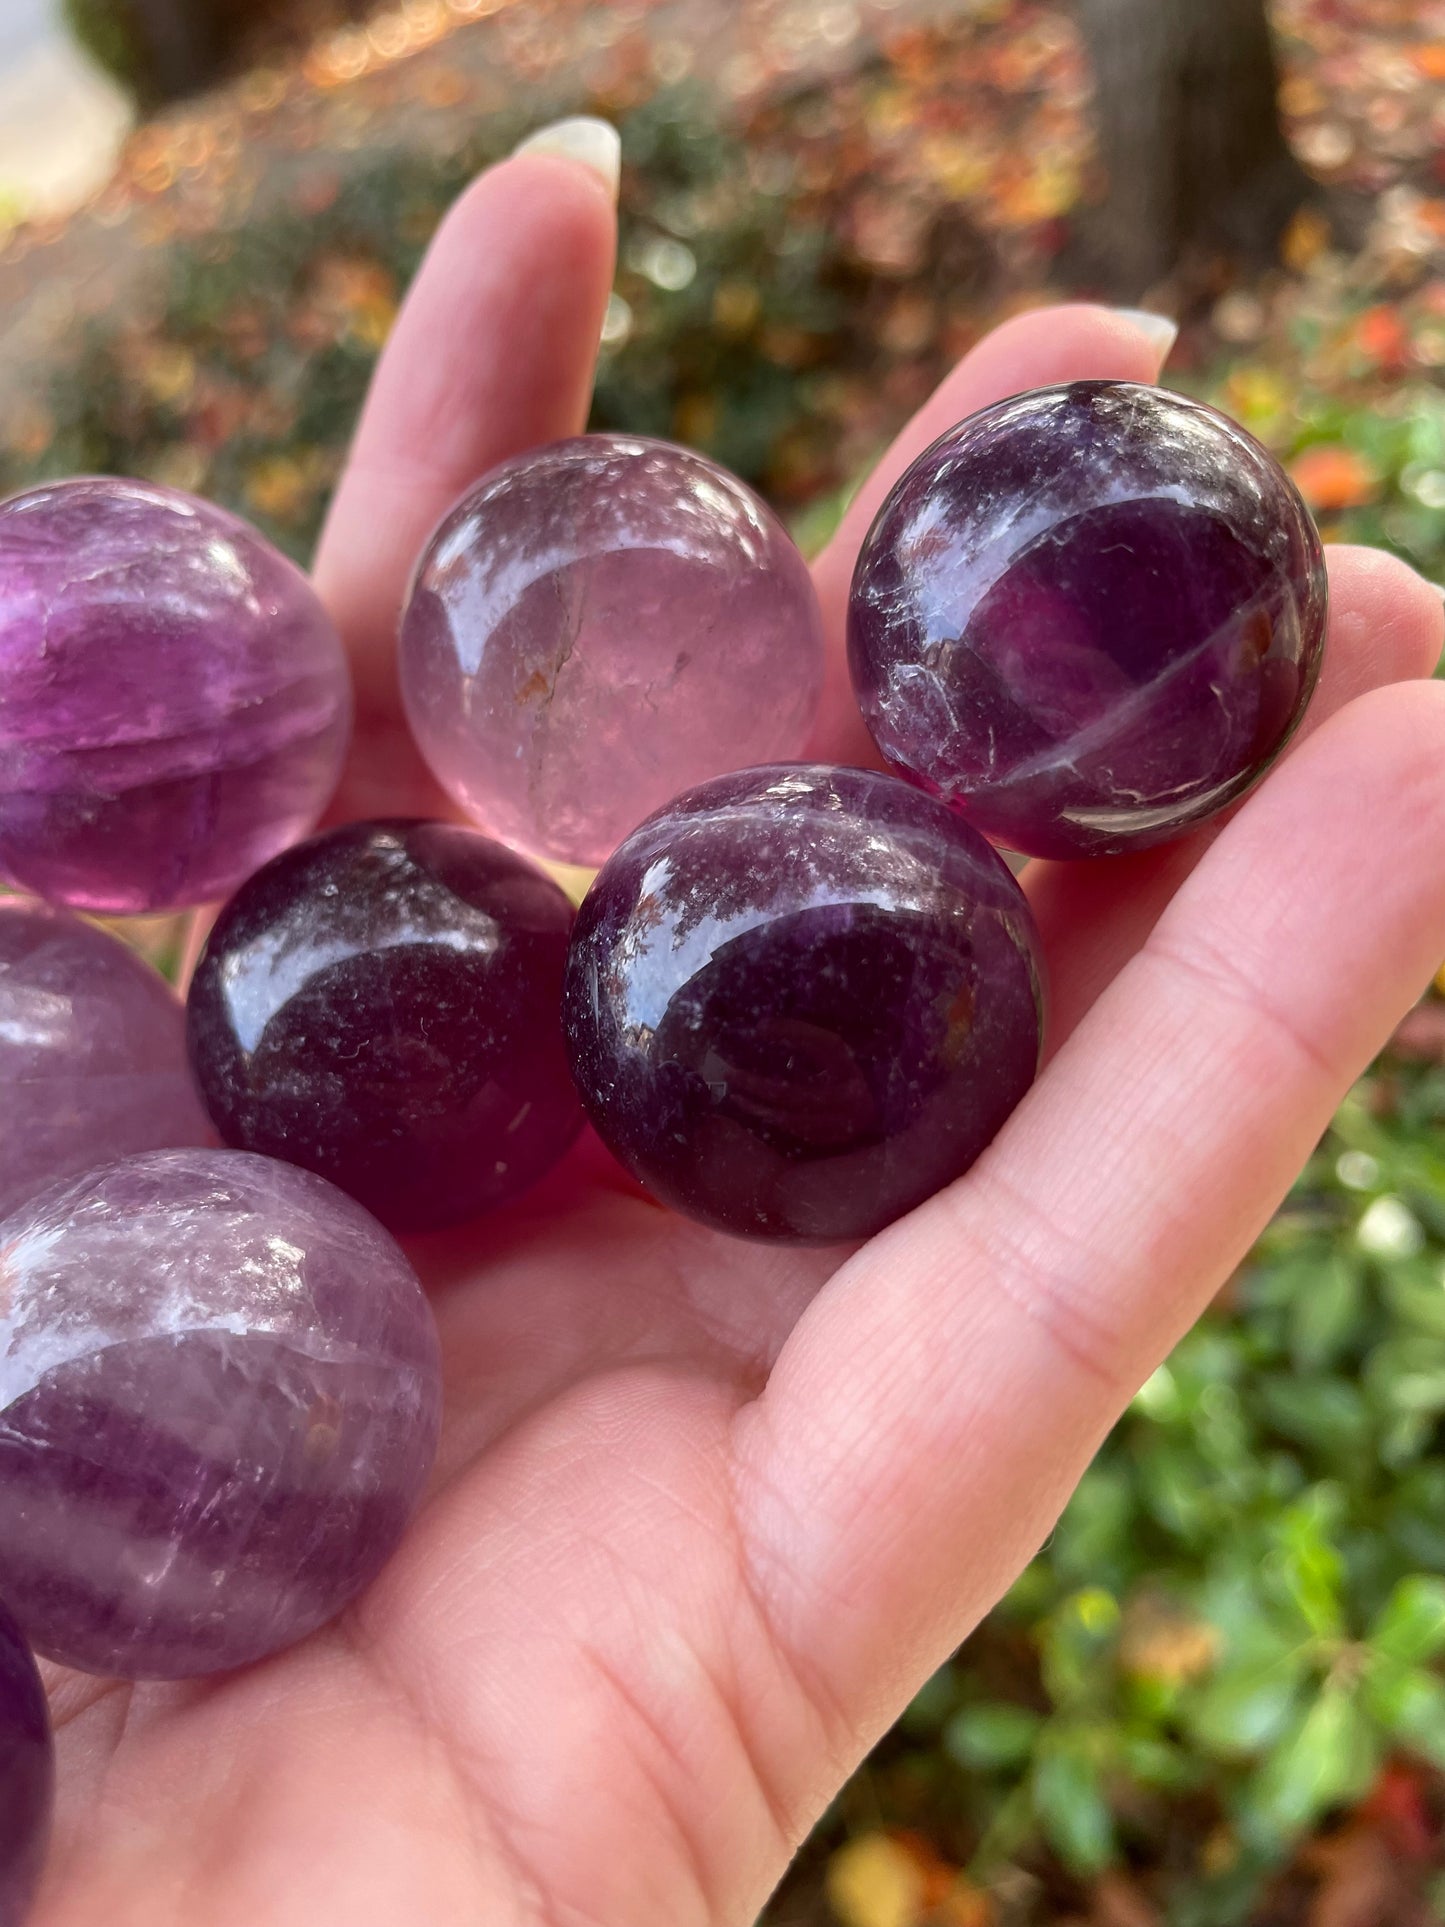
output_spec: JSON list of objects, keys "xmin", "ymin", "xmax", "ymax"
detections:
[
  {"xmin": 1366, "ymin": 1336, "xmax": 1445, "ymax": 1417},
  {"xmin": 1382, "ymin": 1264, "xmax": 1445, "ymax": 1342},
  {"xmin": 1051, "ymin": 1466, "xmax": 1135, "ymax": 1586},
  {"xmin": 1136, "ymin": 1441, "xmax": 1216, "ymax": 1543},
  {"xmin": 1381, "ymin": 1408, "xmax": 1437, "ymax": 1471},
  {"xmin": 1039, "ymin": 1589, "xmax": 1121, "ymax": 1711},
  {"xmin": 1195, "ymin": 1565, "xmax": 1293, "ymax": 1655},
  {"xmin": 1031, "ymin": 1739, "xmax": 1115, "ymax": 1875},
  {"xmin": 1245, "ymin": 1253, "xmax": 1325, "ymax": 1314},
  {"xmin": 943, "ymin": 1702, "xmax": 1042, "ymax": 1772},
  {"xmin": 1188, "ymin": 1661, "xmax": 1307, "ymax": 1759},
  {"xmin": 1386, "ymin": 1465, "xmax": 1445, "ymax": 1567},
  {"xmin": 1386, "ymin": 1370, "xmax": 1445, "ymax": 1414},
  {"xmin": 1258, "ymin": 1376, "xmax": 1368, "ymax": 1458},
  {"xmin": 899, "ymin": 1663, "xmax": 960, "ymax": 1738},
  {"xmin": 1369, "ymin": 1576, "xmax": 1445, "ymax": 1666},
  {"xmin": 999, "ymin": 1561, "xmax": 1054, "ymax": 1619},
  {"xmin": 1288, "ymin": 1254, "xmax": 1364, "ymax": 1370},
  {"xmin": 1242, "ymin": 1684, "xmax": 1379, "ymax": 1845},
  {"xmin": 1266, "ymin": 1488, "xmax": 1346, "ymax": 1638},
  {"xmin": 1120, "ymin": 1733, "xmax": 1196, "ymax": 1791},
  {"xmin": 1364, "ymin": 1661, "xmax": 1445, "ymax": 1771}
]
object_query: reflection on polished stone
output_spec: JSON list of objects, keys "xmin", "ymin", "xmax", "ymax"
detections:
[
  {"xmin": 849, "ymin": 382, "xmax": 1328, "ymax": 859},
  {"xmin": 564, "ymin": 763, "xmax": 1043, "ymax": 1243}
]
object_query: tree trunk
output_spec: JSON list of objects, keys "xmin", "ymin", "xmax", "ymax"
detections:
[
  {"xmin": 122, "ymin": 0, "xmax": 221, "ymax": 101},
  {"xmin": 1073, "ymin": 0, "xmax": 1311, "ymax": 297}
]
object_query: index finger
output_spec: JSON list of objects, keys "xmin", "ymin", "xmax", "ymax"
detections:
[{"xmin": 734, "ymin": 676, "xmax": 1445, "ymax": 1756}]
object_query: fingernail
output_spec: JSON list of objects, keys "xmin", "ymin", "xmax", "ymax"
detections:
[
  {"xmin": 512, "ymin": 116, "xmax": 621, "ymax": 201},
  {"xmin": 1111, "ymin": 308, "xmax": 1180, "ymax": 363}
]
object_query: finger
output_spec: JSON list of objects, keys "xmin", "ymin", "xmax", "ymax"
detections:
[
  {"xmin": 807, "ymin": 304, "xmax": 1178, "ymax": 764},
  {"xmin": 312, "ymin": 139, "xmax": 618, "ymax": 816},
  {"xmin": 735, "ymin": 678, "xmax": 1445, "ymax": 1748},
  {"xmin": 1028, "ymin": 545, "xmax": 1445, "ymax": 1048}
]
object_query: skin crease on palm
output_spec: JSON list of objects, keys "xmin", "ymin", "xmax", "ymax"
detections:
[{"xmin": 27, "ymin": 143, "xmax": 1445, "ymax": 1927}]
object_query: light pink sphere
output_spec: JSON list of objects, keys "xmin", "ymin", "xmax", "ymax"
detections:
[{"xmin": 399, "ymin": 435, "xmax": 827, "ymax": 867}]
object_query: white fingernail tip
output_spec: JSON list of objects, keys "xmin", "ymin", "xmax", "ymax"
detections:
[
  {"xmin": 513, "ymin": 117, "xmax": 621, "ymax": 201},
  {"xmin": 1111, "ymin": 308, "xmax": 1180, "ymax": 362}
]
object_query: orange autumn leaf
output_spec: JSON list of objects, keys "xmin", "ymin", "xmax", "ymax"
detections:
[
  {"xmin": 1119, "ymin": 1598, "xmax": 1221, "ymax": 1684},
  {"xmin": 1289, "ymin": 445, "xmax": 1380, "ymax": 512},
  {"xmin": 1413, "ymin": 43, "xmax": 1445, "ymax": 81},
  {"xmin": 1354, "ymin": 305, "xmax": 1410, "ymax": 370},
  {"xmin": 827, "ymin": 1834, "xmax": 927, "ymax": 1927},
  {"xmin": 827, "ymin": 1832, "xmax": 991, "ymax": 1927},
  {"xmin": 892, "ymin": 1830, "xmax": 966, "ymax": 1909},
  {"xmin": 937, "ymin": 1885, "xmax": 995, "ymax": 1927}
]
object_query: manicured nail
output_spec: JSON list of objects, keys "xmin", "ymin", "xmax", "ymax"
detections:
[
  {"xmin": 1111, "ymin": 307, "xmax": 1179, "ymax": 362},
  {"xmin": 512, "ymin": 116, "xmax": 621, "ymax": 201}
]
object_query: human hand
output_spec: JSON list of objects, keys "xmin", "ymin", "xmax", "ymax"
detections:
[{"xmin": 33, "ymin": 137, "xmax": 1445, "ymax": 1927}]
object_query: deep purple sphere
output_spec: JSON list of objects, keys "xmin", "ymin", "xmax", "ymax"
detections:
[
  {"xmin": 848, "ymin": 382, "xmax": 1329, "ymax": 859},
  {"xmin": 0, "ymin": 1602, "xmax": 51, "ymax": 1927},
  {"xmin": 187, "ymin": 820, "xmax": 582, "ymax": 1232},
  {"xmin": 563, "ymin": 764, "xmax": 1044, "ymax": 1243},
  {"xmin": 0, "ymin": 1149, "xmax": 442, "ymax": 1679},
  {"xmin": 0, "ymin": 898, "xmax": 213, "ymax": 1221},
  {"xmin": 0, "ymin": 478, "xmax": 352, "ymax": 913},
  {"xmin": 399, "ymin": 434, "xmax": 827, "ymax": 867}
]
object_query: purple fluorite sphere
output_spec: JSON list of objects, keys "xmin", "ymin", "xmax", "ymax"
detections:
[
  {"xmin": 187, "ymin": 819, "xmax": 582, "ymax": 1232},
  {"xmin": 0, "ymin": 478, "xmax": 352, "ymax": 913},
  {"xmin": 848, "ymin": 382, "xmax": 1329, "ymax": 859},
  {"xmin": 399, "ymin": 435, "xmax": 827, "ymax": 867},
  {"xmin": 0, "ymin": 1602, "xmax": 51, "ymax": 1927},
  {"xmin": 563, "ymin": 764, "xmax": 1044, "ymax": 1243},
  {"xmin": 0, "ymin": 899, "xmax": 213, "ymax": 1221},
  {"xmin": 0, "ymin": 1149, "xmax": 441, "ymax": 1679}
]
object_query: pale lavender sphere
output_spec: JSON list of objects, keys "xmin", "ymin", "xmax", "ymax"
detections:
[
  {"xmin": 0, "ymin": 1149, "xmax": 442, "ymax": 1680},
  {"xmin": 399, "ymin": 435, "xmax": 827, "ymax": 867},
  {"xmin": 0, "ymin": 898, "xmax": 213, "ymax": 1222},
  {"xmin": 0, "ymin": 478, "xmax": 352, "ymax": 913}
]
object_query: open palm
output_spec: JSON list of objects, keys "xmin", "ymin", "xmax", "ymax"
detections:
[{"xmin": 33, "ymin": 144, "xmax": 1445, "ymax": 1927}]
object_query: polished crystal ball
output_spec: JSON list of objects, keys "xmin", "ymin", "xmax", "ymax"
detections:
[
  {"xmin": 399, "ymin": 434, "xmax": 827, "ymax": 867},
  {"xmin": 848, "ymin": 382, "xmax": 1329, "ymax": 859},
  {"xmin": 187, "ymin": 819, "xmax": 582, "ymax": 1233},
  {"xmin": 0, "ymin": 1149, "xmax": 442, "ymax": 1679},
  {"xmin": 0, "ymin": 1601, "xmax": 51, "ymax": 1927},
  {"xmin": 0, "ymin": 478, "xmax": 352, "ymax": 913},
  {"xmin": 0, "ymin": 898, "xmax": 213, "ymax": 1221},
  {"xmin": 563, "ymin": 764, "xmax": 1044, "ymax": 1243}
]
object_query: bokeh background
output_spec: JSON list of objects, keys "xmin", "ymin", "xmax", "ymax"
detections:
[{"xmin": 4, "ymin": 3, "xmax": 1445, "ymax": 1922}]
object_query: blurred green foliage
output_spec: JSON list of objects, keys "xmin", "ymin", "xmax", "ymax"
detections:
[{"xmin": 774, "ymin": 1060, "xmax": 1445, "ymax": 1919}]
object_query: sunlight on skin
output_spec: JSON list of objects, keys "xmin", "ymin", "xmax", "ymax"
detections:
[{"xmin": 30, "ymin": 147, "xmax": 1445, "ymax": 1927}]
